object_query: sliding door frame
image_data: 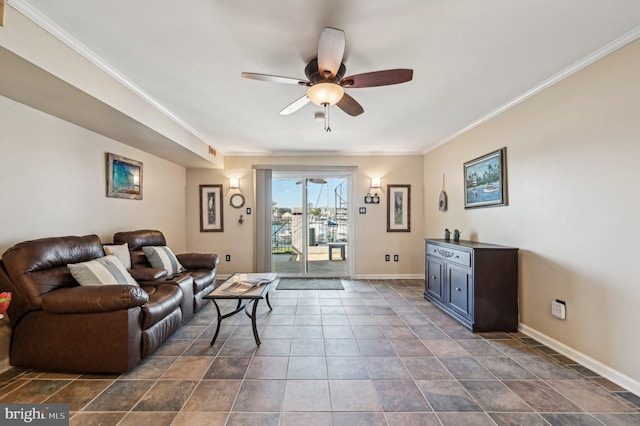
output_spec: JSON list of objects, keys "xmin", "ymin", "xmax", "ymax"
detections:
[{"xmin": 253, "ymin": 165, "xmax": 356, "ymax": 278}]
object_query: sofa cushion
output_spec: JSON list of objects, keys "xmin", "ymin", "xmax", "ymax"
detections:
[
  {"xmin": 142, "ymin": 246, "xmax": 185, "ymax": 275},
  {"xmin": 114, "ymin": 230, "xmax": 166, "ymax": 251},
  {"xmin": 140, "ymin": 284, "xmax": 183, "ymax": 329},
  {"xmin": 190, "ymin": 269, "xmax": 217, "ymax": 293},
  {"xmin": 103, "ymin": 243, "xmax": 131, "ymax": 269},
  {"xmin": 68, "ymin": 255, "xmax": 138, "ymax": 286}
]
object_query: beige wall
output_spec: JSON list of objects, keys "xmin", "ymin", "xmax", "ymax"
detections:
[
  {"xmin": 424, "ymin": 39, "xmax": 640, "ymax": 389},
  {"xmin": 0, "ymin": 97, "xmax": 188, "ymax": 252},
  {"xmin": 0, "ymin": 96, "xmax": 187, "ymax": 370},
  {"xmin": 186, "ymin": 155, "xmax": 425, "ymax": 277}
]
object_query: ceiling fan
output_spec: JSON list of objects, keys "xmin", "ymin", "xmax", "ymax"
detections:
[{"xmin": 241, "ymin": 27, "xmax": 413, "ymax": 131}]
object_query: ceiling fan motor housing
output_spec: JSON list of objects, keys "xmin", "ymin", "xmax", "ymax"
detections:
[{"xmin": 305, "ymin": 58, "xmax": 346, "ymax": 84}]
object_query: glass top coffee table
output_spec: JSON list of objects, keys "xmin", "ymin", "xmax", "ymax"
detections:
[{"xmin": 203, "ymin": 273, "xmax": 276, "ymax": 346}]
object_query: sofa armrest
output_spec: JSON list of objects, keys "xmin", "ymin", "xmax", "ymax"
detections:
[
  {"xmin": 42, "ymin": 285, "xmax": 148, "ymax": 314},
  {"xmin": 130, "ymin": 267, "xmax": 168, "ymax": 281},
  {"xmin": 176, "ymin": 253, "xmax": 220, "ymax": 270}
]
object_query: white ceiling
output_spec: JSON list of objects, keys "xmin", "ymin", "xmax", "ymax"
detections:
[{"xmin": 11, "ymin": 0, "xmax": 640, "ymax": 156}]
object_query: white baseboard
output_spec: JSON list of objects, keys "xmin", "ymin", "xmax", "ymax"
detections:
[
  {"xmin": 0, "ymin": 359, "xmax": 10, "ymax": 373},
  {"xmin": 519, "ymin": 323, "xmax": 640, "ymax": 396}
]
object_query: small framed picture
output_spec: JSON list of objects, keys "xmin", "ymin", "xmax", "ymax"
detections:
[
  {"xmin": 387, "ymin": 184, "xmax": 411, "ymax": 232},
  {"xmin": 464, "ymin": 148, "xmax": 507, "ymax": 209},
  {"xmin": 200, "ymin": 184, "xmax": 224, "ymax": 232},
  {"xmin": 106, "ymin": 153, "xmax": 142, "ymax": 200}
]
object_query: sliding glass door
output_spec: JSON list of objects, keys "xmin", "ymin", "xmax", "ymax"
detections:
[{"xmin": 271, "ymin": 172, "xmax": 351, "ymax": 277}]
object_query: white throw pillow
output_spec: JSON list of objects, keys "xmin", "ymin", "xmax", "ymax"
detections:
[
  {"xmin": 68, "ymin": 255, "xmax": 138, "ymax": 286},
  {"xmin": 142, "ymin": 246, "xmax": 185, "ymax": 275},
  {"xmin": 103, "ymin": 243, "xmax": 131, "ymax": 269}
]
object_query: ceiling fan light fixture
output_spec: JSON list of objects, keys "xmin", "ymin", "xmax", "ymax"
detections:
[{"xmin": 307, "ymin": 82, "xmax": 344, "ymax": 106}]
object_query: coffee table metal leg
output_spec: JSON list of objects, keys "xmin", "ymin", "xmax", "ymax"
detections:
[
  {"xmin": 210, "ymin": 299, "xmax": 222, "ymax": 346},
  {"xmin": 266, "ymin": 291, "xmax": 272, "ymax": 310},
  {"xmin": 251, "ymin": 299, "xmax": 261, "ymax": 345}
]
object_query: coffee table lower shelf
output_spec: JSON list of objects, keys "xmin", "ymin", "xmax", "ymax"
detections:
[{"xmin": 203, "ymin": 273, "xmax": 276, "ymax": 346}]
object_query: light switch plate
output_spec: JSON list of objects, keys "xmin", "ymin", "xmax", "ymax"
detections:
[{"xmin": 551, "ymin": 300, "xmax": 566, "ymax": 319}]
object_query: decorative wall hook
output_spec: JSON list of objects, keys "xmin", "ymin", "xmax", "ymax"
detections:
[
  {"xmin": 239, "ymin": 214, "xmax": 244, "ymax": 224},
  {"xmin": 439, "ymin": 173, "xmax": 448, "ymax": 211}
]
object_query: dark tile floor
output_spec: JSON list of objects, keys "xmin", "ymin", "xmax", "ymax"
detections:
[{"xmin": 1, "ymin": 279, "xmax": 639, "ymax": 425}]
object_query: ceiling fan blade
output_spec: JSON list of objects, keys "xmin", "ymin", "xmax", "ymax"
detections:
[
  {"xmin": 337, "ymin": 93, "xmax": 364, "ymax": 117},
  {"xmin": 340, "ymin": 69, "xmax": 413, "ymax": 88},
  {"xmin": 241, "ymin": 72, "xmax": 309, "ymax": 86},
  {"xmin": 280, "ymin": 95, "xmax": 310, "ymax": 115},
  {"xmin": 317, "ymin": 27, "xmax": 345, "ymax": 79}
]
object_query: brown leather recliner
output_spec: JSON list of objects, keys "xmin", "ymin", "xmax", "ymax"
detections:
[
  {"xmin": 0, "ymin": 234, "xmax": 183, "ymax": 373},
  {"xmin": 113, "ymin": 230, "xmax": 220, "ymax": 321}
]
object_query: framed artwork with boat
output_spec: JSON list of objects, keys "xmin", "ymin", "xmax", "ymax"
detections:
[{"xmin": 464, "ymin": 148, "xmax": 507, "ymax": 209}]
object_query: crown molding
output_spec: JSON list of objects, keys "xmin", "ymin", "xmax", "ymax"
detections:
[{"xmin": 7, "ymin": 0, "xmax": 211, "ymax": 146}]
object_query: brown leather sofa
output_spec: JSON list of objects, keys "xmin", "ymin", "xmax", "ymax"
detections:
[
  {"xmin": 0, "ymin": 235, "xmax": 184, "ymax": 373},
  {"xmin": 113, "ymin": 230, "xmax": 220, "ymax": 321}
]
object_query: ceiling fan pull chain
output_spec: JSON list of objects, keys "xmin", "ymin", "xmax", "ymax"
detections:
[{"xmin": 323, "ymin": 103, "xmax": 331, "ymax": 132}]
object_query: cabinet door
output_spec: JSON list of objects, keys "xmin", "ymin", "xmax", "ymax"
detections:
[
  {"xmin": 447, "ymin": 263, "xmax": 472, "ymax": 319},
  {"xmin": 425, "ymin": 256, "xmax": 444, "ymax": 302}
]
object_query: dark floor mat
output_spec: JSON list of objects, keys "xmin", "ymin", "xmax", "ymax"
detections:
[{"xmin": 276, "ymin": 278, "xmax": 344, "ymax": 290}]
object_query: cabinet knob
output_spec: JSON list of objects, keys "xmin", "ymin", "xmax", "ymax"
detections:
[
  {"xmin": 431, "ymin": 275, "xmax": 436, "ymax": 280},
  {"xmin": 456, "ymin": 287, "xmax": 461, "ymax": 292}
]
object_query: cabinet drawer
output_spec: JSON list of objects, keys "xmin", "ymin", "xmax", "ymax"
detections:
[{"xmin": 426, "ymin": 243, "xmax": 471, "ymax": 267}]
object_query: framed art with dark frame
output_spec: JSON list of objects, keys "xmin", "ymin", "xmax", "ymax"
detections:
[
  {"xmin": 464, "ymin": 147, "xmax": 507, "ymax": 209},
  {"xmin": 387, "ymin": 184, "xmax": 411, "ymax": 232},
  {"xmin": 200, "ymin": 184, "xmax": 224, "ymax": 232},
  {"xmin": 106, "ymin": 152, "xmax": 142, "ymax": 200}
]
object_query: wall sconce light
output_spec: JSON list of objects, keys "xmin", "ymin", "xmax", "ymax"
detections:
[
  {"xmin": 365, "ymin": 177, "xmax": 381, "ymax": 204},
  {"xmin": 229, "ymin": 177, "xmax": 239, "ymax": 190},
  {"xmin": 370, "ymin": 177, "xmax": 381, "ymax": 190}
]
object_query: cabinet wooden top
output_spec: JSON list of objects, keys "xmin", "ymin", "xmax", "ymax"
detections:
[{"xmin": 426, "ymin": 239, "xmax": 518, "ymax": 251}]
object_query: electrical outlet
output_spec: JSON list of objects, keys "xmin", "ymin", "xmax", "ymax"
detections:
[
  {"xmin": 551, "ymin": 300, "xmax": 566, "ymax": 319},
  {"xmin": 225, "ymin": 254, "xmax": 231, "ymax": 262},
  {"xmin": 393, "ymin": 254, "xmax": 399, "ymax": 262},
  {"xmin": 385, "ymin": 254, "xmax": 390, "ymax": 262}
]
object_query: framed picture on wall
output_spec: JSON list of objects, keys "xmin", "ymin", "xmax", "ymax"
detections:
[
  {"xmin": 464, "ymin": 147, "xmax": 507, "ymax": 209},
  {"xmin": 106, "ymin": 153, "xmax": 143, "ymax": 200},
  {"xmin": 387, "ymin": 184, "xmax": 411, "ymax": 232},
  {"xmin": 200, "ymin": 184, "xmax": 224, "ymax": 232}
]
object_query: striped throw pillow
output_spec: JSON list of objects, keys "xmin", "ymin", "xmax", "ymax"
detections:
[
  {"xmin": 103, "ymin": 243, "xmax": 131, "ymax": 269},
  {"xmin": 142, "ymin": 246, "xmax": 185, "ymax": 275},
  {"xmin": 68, "ymin": 255, "xmax": 138, "ymax": 286}
]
